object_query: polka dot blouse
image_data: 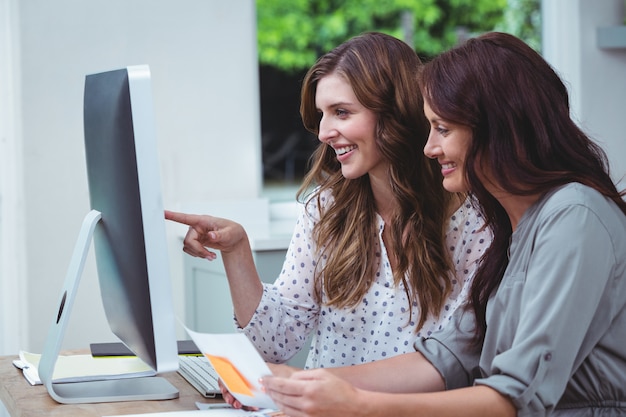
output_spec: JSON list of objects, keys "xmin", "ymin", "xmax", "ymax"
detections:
[{"xmin": 239, "ymin": 190, "xmax": 491, "ymax": 369}]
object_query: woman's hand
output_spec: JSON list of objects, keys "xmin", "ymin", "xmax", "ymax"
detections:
[
  {"xmin": 261, "ymin": 369, "xmax": 365, "ymax": 417},
  {"xmin": 165, "ymin": 210, "xmax": 248, "ymax": 259}
]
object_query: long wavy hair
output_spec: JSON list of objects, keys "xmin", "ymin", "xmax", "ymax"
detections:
[
  {"xmin": 297, "ymin": 32, "xmax": 454, "ymax": 331},
  {"xmin": 418, "ymin": 31, "xmax": 626, "ymax": 343}
]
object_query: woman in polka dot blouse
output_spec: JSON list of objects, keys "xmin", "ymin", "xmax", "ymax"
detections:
[{"xmin": 165, "ymin": 32, "xmax": 491, "ymax": 369}]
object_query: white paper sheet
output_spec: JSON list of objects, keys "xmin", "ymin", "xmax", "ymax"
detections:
[{"xmin": 184, "ymin": 327, "xmax": 278, "ymax": 411}]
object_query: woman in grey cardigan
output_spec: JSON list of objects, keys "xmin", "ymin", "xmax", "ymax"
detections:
[{"xmin": 255, "ymin": 32, "xmax": 626, "ymax": 417}]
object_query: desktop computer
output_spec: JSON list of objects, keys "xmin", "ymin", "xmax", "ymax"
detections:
[{"xmin": 38, "ymin": 65, "xmax": 179, "ymax": 403}]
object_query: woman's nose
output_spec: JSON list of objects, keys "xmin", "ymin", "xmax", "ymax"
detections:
[
  {"xmin": 423, "ymin": 132, "xmax": 439, "ymax": 159},
  {"xmin": 318, "ymin": 115, "xmax": 337, "ymax": 143}
]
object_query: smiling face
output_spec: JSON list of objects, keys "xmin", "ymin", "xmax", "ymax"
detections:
[
  {"xmin": 423, "ymin": 99, "xmax": 473, "ymax": 193},
  {"xmin": 315, "ymin": 72, "xmax": 387, "ymax": 180}
]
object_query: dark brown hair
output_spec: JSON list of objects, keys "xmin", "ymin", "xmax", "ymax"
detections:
[{"xmin": 419, "ymin": 31, "xmax": 626, "ymax": 342}]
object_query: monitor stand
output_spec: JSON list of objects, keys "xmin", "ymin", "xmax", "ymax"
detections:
[{"xmin": 37, "ymin": 209, "xmax": 179, "ymax": 404}]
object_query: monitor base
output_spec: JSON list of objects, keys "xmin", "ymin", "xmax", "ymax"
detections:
[{"xmin": 48, "ymin": 376, "xmax": 179, "ymax": 404}]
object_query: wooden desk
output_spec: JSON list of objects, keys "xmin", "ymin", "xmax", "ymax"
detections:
[{"xmin": 0, "ymin": 354, "xmax": 223, "ymax": 417}]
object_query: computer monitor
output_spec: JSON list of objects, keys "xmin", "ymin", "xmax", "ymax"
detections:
[{"xmin": 38, "ymin": 65, "xmax": 179, "ymax": 403}]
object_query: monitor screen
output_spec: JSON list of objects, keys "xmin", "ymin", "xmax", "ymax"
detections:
[
  {"xmin": 38, "ymin": 65, "xmax": 179, "ymax": 403},
  {"xmin": 84, "ymin": 65, "xmax": 177, "ymax": 373}
]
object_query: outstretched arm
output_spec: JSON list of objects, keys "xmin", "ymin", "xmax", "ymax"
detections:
[
  {"xmin": 262, "ymin": 365, "xmax": 514, "ymax": 417},
  {"xmin": 164, "ymin": 210, "xmax": 263, "ymax": 326}
]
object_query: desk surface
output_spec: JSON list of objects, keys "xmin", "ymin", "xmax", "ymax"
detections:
[{"xmin": 0, "ymin": 353, "xmax": 222, "ymax": 417}]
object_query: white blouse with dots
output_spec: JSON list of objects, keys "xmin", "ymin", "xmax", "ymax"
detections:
[{"xmin": 238, "ymin": 190, "xmax": 491, "ymax": 369}]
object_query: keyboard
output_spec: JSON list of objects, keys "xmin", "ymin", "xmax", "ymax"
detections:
[{"xmin": 178, "ymin": 355, "xmax": 221, "ymax": 398}]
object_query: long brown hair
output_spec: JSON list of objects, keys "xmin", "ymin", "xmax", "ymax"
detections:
[
  {"xmin": 418, "ymin": 31, "xmax": 626, "ymax": 342},
  {"xmin": 297, "ymin": 32, "xmax": 454, "ymax": 331}
]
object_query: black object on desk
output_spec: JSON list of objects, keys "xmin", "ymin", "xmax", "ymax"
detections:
[{"xmin": 90, "ymin": 340, "xmax": 201, "ymax": 357}]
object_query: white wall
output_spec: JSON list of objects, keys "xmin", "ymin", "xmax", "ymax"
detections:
[
  {"xmin": 0, "ymin": 0, "xmax": 262, "ymax": 353},
  {"xmin": 542, "ymin": 0, "xmax": 626, "ymax": 189},
  {"xmin": 0, "ymin": 0, "xmax": 27, "ymax": 356}
]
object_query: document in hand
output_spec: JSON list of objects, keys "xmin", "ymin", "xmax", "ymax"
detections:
[{"xmin": 184, "ymin": 327, "xmax": 278, "ymax": 410}]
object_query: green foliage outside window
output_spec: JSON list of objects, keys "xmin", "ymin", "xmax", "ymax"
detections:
[
  {"xmin": 495, "ymin": 0, "xmax": 541, "ymax": 52},
  {"xmin": 256, "ymin": 0, "xmax": 541, "ymax": 73}
]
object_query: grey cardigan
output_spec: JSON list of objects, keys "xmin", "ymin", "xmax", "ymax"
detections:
[{"xmin": 415, "ymin": 183, "xmax": 626, "ymax": 416}]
